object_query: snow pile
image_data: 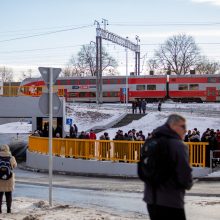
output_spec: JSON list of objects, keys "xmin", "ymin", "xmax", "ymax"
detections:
[
  {"xmin": 66, "ymin": 103, "xmax": 125, "ymax": 132},
  {"xmin": 0, "ymin": 197, "xmax": 147, "ymax": 220},
  {"xmin": 96, "ymin": 111, "xmax": 220, "ymax": 139},
  {"xmin": 208, "ymin": 171, "xmax": 220, "ymax": 177},
  {"xmin": 0, "ymin": 122, "xmax": 32, "ymax": 134},
  {"xmin": 186, "ymin": 196, "xmax": 220, "ymax": 220}
]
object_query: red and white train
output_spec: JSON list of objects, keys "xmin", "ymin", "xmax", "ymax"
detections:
[{"xmin": 20, "ymin": 74, "xmax": 220, "ymax": 102}]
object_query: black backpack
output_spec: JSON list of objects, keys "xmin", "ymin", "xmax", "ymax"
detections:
[
  {"xmin": 137, "ymin": 135, "xmax": 175, "ymax": 186},
  {"xmin": 0, "ymin": 156, "xmax": 13, "ymax": 180}
]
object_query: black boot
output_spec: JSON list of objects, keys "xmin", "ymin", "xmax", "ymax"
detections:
[{"xmin": 7, "ymin": 207, "xmax": 11, "ymax": 213}]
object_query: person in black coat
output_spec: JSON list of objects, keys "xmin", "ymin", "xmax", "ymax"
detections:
[
  {"xmin": 158, "ymin": 101, "xmax": 162, "ymax": 112},
  {"xmin": 144, "ymin": 114, "xmax": 192, "ymax": 220}
]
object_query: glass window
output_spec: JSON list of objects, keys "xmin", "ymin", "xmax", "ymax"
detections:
[
  {"xmin": 59, "ymin": 80, "xmax": 67, "ymax": 85},
  {"xmin": 103, "ymin": 79, "xmax": 109, "ymax": 84},
  {"xmin": 80, "ymin": 79, "xmax": 86, "ymax": 85},
  {"xmin": 68, "ymin": 92, "xmax": 78, "ymax": 97},
  {"xmin": 189, "ymin": 84, "xmax": 199, "ymax": 90},
  {"xmin": 89, "ymin": 79, "xmax": 96, "ymax": 85},
  {"xmin": 136, "ymin": 85, "xmax": 145, "ymax": 90},
  {"xmin": 79, "ymin": 92, "xmax": 86, "ymax": 97},
  {"xmin": 178, "ymin": 84, "xmax": 188, "ymax": 90},
  {"xmin": 147, "ymin": 85, "xmax": 156, "ymax": 90},
  {"xmin": 208, "ymin": 77, "xmax": 217, "ymax": 83},
  {"xmin": 103, "ymin": 92, "xmax": 118, "ymax": 97}
]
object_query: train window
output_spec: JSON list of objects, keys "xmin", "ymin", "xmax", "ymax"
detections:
[
  {"xmin": 79, "ymin": 92, "xmax": 86, "ymax": 97},
  {"xmin": 103, "ymin": 79, "xmax": 108, "ymax": 84},
  {"xmin": 189, "ymin": 84, "xmax": 199, "ymax": 90},
  {"xmin": 110, "ymin": 79, "xmax": 117, "ymax": 84},
  {"xmin": 103, "ymin": 92, "xmax": 118, "ymax": 97},
  {"xmin": 117, "ymin": 78, "xmax": 126, "ymax": 84},
  {"xmin": 90, "ymin": 79, "xmax": 96, "ymax": 84},
  {"xmin": 208, "ymin": 77, "xmax": 217, "ymax": 83},
  {"xmin": 178, "ymin": 84, "xmax": 188, "ymax": 90},
  {"xmin": 90, "ymin": 92, "xmax": 96, "ymax": 97},
  {"xmin": 80, "ymin": 79, "xmax": 86, "ymax": 85},
  {"xmin": 103, "ymin": 92, "xmax": 108, "ymax": 97},
  {"xmin": 59, "ymin": 80, "xmax": 67, "ymax": 85},
  {"xmin": 68, "ymin": 92, "xmax": 78, "ymax": 97},
  {"xmin": 112, "ymin": 92, "xmax": 119, "ymax": 97},
  {"xmin": 136, "ymin": 85, "xmax": 145, "ymax": 90},
  {"xmin": 147, "ymin": 85, "xmax": 156, "ymax": 90}
]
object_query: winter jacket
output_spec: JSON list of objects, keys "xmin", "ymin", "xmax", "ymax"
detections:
[
  {"xmin": 89, "ymin": 132, "xmax": 96, "ymax": 140},
  {"xmin": 143, "ymin": 123, "xmax": 193, "ymax": 209},
  {"xmin": 0, "ymin": 152, "xmax": 17, "ymax": 192}
]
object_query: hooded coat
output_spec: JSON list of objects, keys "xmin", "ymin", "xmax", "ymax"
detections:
[
  {"xmin": 0, "ymin": 151, "xmax": 17, "ymax": 192},
  {"xmin": 143, "ymin": 123, "xmax": 193, "ymax": 209}
]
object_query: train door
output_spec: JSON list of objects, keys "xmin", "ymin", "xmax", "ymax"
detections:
[
  {"xmin": 120, "ymin": 88, "xmax": 129, "ymax": 103},
  {"xmin": 206, "ymin": 87, "xmax": 217, "ymax": 102}
]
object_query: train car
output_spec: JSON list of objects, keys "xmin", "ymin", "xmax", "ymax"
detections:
[
  {"xmin": 19, "ymin": 74, "xmax": 220, "ymax": 102},
  {"xmin": 169, "ymin": 74, "xmax": 220, "ymax": 102}
]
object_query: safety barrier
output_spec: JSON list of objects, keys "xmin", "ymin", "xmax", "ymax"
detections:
[
  {"xmin": 28, "ymin": 136, "xmax": 208, "ymax": 167},
  {"xmin": 1, "ymin": 86, "xmax": 65, "ymax": 97}
]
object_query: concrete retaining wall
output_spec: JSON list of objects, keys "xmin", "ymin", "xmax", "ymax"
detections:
[{"xmin": 26, "ymin": 150, "xmax": 211, "ymax": 178}]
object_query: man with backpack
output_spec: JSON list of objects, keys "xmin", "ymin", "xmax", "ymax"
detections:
[
  {"xmin": 0, "ymin": 144, "xmax": 17, "ymax": 213},
  {"xmin": 138, "ymin": 114, "xmax": 193, "ymax": 220}
]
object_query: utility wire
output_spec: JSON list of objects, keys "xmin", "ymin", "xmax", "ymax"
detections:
[
  {"xmin": 0, "ymin": 25, "xmax": 93, "ymax": 43},
  {"xmin": 110, "ymin": 22, "xmax": 220, "ymax": 27},
  {"xmin": 0, "ymin": 24, "xmax": 91, "ymax": 34}
]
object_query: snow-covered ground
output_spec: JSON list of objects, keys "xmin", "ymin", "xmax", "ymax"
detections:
[
  {"xmin": 208, "ymin": 171, "xmax": 220, "ymax": 177},
  {"xmin": 0, "ymin": 103, "xmax": 220, "ymax": 136},
  {"xmin": 65, "ymin": 102, "xmax": 126, "ymax": 132},
  {"xmin": 0, "ymin": 195, "xmax": 219, "ymax": 220},
  {"xmin": 1, "ymin": 197, "xmax": 145, "ymax": 220},
  {"xmin": 0, "ymin": 121, "xmax": 32, "ymax": 134},
  {"xmin": 96, "ymin": 111, "xmax": 220, "ymax": 139}
]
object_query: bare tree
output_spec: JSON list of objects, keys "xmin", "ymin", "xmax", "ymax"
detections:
[
  {"xmin": 0, "ymin": 66, "xmax": 14, "ymax": 82},
  {"xmin": 19, "ymin": 69, "xmax": 33, "ymax": 81},
  {"xmin": 147, "ymin": 58, "xmax": 159, "ymax": 71},
  {"xmin": 196, "ymin": 56, "xmax": 220, "ymax": 74},
  {"xmin": 64, "ymin": 45, "xmax": 118, "ymax": 77},
  {"xmin": 154, "ymin": 34, "xmax": 200, "ymax": 75}
]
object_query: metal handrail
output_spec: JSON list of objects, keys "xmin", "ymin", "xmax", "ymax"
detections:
[{"xmin": 28, "ymin": 136, "xmax": 208, "ymax": 167}]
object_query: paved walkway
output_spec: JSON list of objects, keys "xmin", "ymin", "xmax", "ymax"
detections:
[{"xmin": 15, "ymin": 167, "xmax": 220, "ymax": 196}]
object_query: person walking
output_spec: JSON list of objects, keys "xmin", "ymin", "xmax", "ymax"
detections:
[
  {"xmin": 143, "ymin": 114, "xmax": 193, "ymax": 220},
  {"xmin": 137, "ymin": 99, "xmax": 142, "ymax": 114},
  {"xmin": 141, "ymin": 99, "xmax": 147, "ymax": 114},
  {"xmin": 132, "ymin": 101, "xmax": 137, "ymax": 114},
  {"xmin": 0, "ymin": 144, "xmax": 17, "ymax": 213},
  {"xmin": 158, "ymin": 100, "xmax": 162, "ymax": 112}
]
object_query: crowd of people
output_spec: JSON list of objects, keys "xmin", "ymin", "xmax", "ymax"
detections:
[
  {"xmin": 131, "ymin": 99, "xmax": 162, "ymax": 114},
  {"xmin": 32, "ymin": 122, "xmax": 63, "ymax": 138},
  {"xmin": 32, "ymin": 122, "xmax": 220, "ymax": 150},
  {"xmin": 184, "ymin": 128, "xmax": 220, "ymax": 148}
]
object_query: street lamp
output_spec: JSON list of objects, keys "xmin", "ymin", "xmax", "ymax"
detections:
[
  {"xmin": 90, "ymin": 41, "xmax": 98, "ymax": 104},
  {"xmin": 125, "ymin": 37, "xmax": 129, "ymax": 108}
]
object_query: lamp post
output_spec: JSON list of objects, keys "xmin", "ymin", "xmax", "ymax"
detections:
[
  {"xmin": 125, "ymin": 37, "xmax": 129, "ymax": 108},
  {"xmin": 90, "ymin": 41, "xmax": 97, "ymax": 104}
]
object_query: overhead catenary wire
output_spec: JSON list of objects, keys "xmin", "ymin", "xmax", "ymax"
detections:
[
  {"xmin": 0, "ymin": 24, "xmax": 93, "ymax": 43},
  {"xmin": 110, "ymin": 22, "xmax": 220, "ymax": 27}
]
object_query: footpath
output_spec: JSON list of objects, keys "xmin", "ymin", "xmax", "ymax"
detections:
[{"xmin": 16, "ymin": 166, "xmax": 220, "ymax": 197}]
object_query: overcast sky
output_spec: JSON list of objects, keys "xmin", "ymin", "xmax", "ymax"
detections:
[{"xmin": 1, "ymin": 0, "xmax": 220, "ymax": 80}]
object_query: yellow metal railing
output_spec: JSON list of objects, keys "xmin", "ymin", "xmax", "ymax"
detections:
[
  {"xmin": 188, "ymin": 142, "xmax": 208, "ymax": 167},
  {"xmin": 1, "ymin": 86, "xmax": 65, "ymax": 97},
  {"xmin": 28, "ymin": 136, "xmax": 208, "ymax": 167}
]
